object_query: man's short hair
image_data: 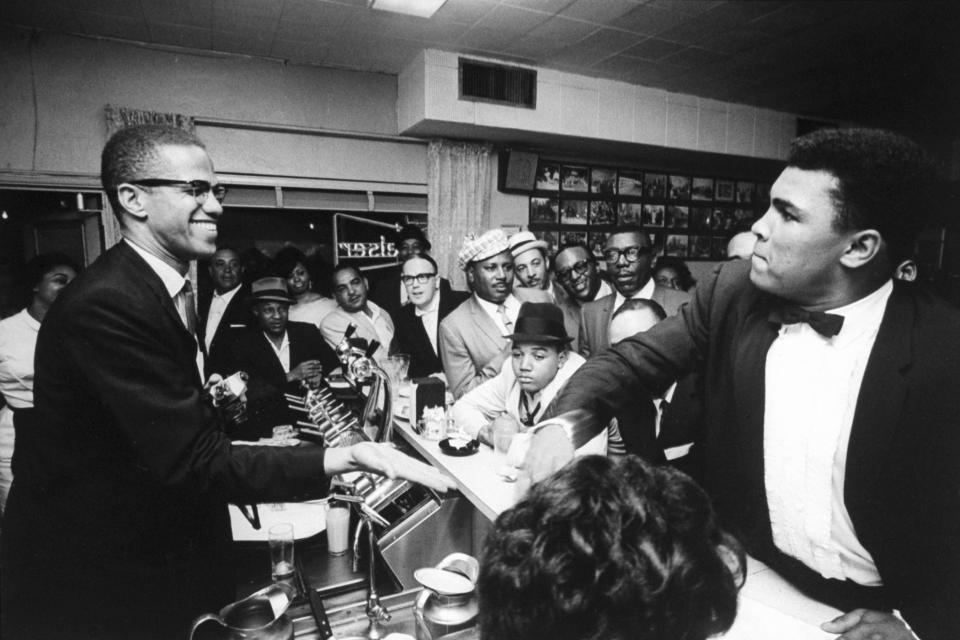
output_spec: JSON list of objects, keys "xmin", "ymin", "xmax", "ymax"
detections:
[
  {"xmin": 787, "ymin": 127, "xmax": 936, "ymax": 264},
  {"xmin": 330, "ymin": 261, "xmax": 363, "ymax": 286},
  {"xmin": 556, "ymin": 242, "xmax": 596, "ymax": 263},
  {"xmin": 479, "ymin": 455, "xmax": 744, "ymax": 640},
  {"xmin": 100, "ymin": 125, "xmax": 206, "ymax": 219},
  {"xmin": 610, "ymin": 297, "xmax": 666, "ymax": 322},
  {"xmin": 401, "ymin": 253, "xmax": 438, "ymax": 273},
  {"xmin": 607, "ymin": 224, "xmax": 650, "ymax": 244}
]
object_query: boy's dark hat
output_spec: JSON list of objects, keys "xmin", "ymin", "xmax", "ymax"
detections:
[
  {"xmin": 504, "ymin": 302, "xmax": 572, "ymax": 344},
  {"xmin": 247, "ymin": 277, "xmax": 296, "ymax": 305}
]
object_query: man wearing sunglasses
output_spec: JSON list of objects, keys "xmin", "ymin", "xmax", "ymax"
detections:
[
  {"xmin": 578, "ymin": 227, "xmax": 690, "ymax": 358},
  {"xmin": 1, "ymin": 125, "xmax": 454, "ymax": 640},
  {"xmin": 390, "ymin": 254, "xmax": 468, "ymax": 380}
]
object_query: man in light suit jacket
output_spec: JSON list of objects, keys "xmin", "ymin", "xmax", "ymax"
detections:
[
  {"xmin": 439, "ymin": 229, "xmax": 551, "ymax": 399},
  {"xmin": 528, "ymin": 129, "xmax": 957, "ymax": 640},
  {"xmin": 198, "ymin": 245, "xmax": 253, "ymax": 377},
  {"xmin": 228, "ymin": 277, "xmax": 340, "ymax": 439},
  {"xmin": 578, "ymin": 227, "xmax": 690, "ymax": 358},
  {"xmin": 389, "ymin": 254, "xmax": 469, "ymax": 380},
  {"xmin": 0, "ymin": 125, "xmax": 452, "ymax": 640}
]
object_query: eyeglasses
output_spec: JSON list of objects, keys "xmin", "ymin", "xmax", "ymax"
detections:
[
  {"xmin": 555, "ymin": 260, "xmax": 591, "ymax": 282},
  {"xmin": 602, "ymin": 245, "xmax": 652, "ymax": 264},
  {"xmin": 401, "ymin": 272, "xmax": 437, "ymax": 285},
  {"xmin": 131, "ymin": 179, "xmax": 227, "ymax": 204}
]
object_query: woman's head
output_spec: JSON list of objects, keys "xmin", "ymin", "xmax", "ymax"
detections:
[
  {"xmin": 20, "ymin": 252, "xmax": 80, "ymax": 310},
  {"xmin": 273, "ymin": 246, "xmax": 313, "ymax": 297},
  {"xmin": 653, "ymin": 256, "xmax": 696, "ymax": 291}
]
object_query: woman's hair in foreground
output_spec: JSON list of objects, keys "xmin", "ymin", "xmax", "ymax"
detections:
[
  {"xmin": 18, "ymin": 252, "xmax": 81, "ymax": 308},
  {"xmin": 479, "ymin": 454, "xmax": 745, "ymax": 640}
]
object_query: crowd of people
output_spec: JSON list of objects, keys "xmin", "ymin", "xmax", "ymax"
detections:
[{"xmin": 0, "ymin": 123, "xmax": 956, "ymax": 640}]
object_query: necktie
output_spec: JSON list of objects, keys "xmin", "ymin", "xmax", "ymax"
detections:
[
  {"xmin": 519, "ymin": 393, "xmax": 540, "ymax": 427},
  {"xmin": 768, "ymin": 304, "xmax": 844, "ymax": 337},
  {"xmin": 497, "ymin": 304, "xmax": 514, "ymax": 333},
  {"xmin": 177, "ymin": 280, "xmax": 198, "ymax": 335}
]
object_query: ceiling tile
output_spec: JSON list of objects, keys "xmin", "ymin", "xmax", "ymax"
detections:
[
  {"xmin": 142, "ymin": 0, "xmax": 214, "ymax": 28},
  {"xmin": 72, "ymin": 0, "xmax": 143, "ymax": 19},
  {"xmin": 645, "ymin": 0, "xmax": 723, "ymax": 17},
  {"xmin": 524, "ymin": 15, "xmax": 598, "ymax": 42},
  {"xmin": 500, "ymin": 35, "xmax": 568, "ymax": 61},
  {"xmin": 589, "ymin": 54, "xmax": 648, "ymax": 78},
  {"xmin": 614, "ymin": 4, "xmax": 689, "ymax": 36},
  {"xmin": 472, "ymin": 4, "xmax": 552, "ymax": 34},
  {"xmin": 660, "ymin": 45, "xmax": 727, "ymax": 69},
  {"xmin": 432, "ymin": 0, "xmax": 499, "ymax": 26},
  {"xmin": 457, "ymin": 26, "xmax": 520, "ymax": 51},
  {"xmin": 655, "ymin": 16, "xmax": 728, "ymax": 45},
  {"xmin": 548, "ymin": 44, "xmax": 616, "ymax": 68},
  {"xmin": 502, "ymin": 0, "xmax": 572, "ymax": 14},
  {"xmin": 620, "ymin": 59, "xmax": 685, "ymax": 86},
  {"xmin": 574, "ymin": 27, "xmax": 645, "ymax": 55},
  {"xmin": 699, "ymin": 26, "xmax": 775, "ymax": 54},
  {"xmin": 211, "ymin": 29, "xmax": 274, "ymax": 57},
  {"xmin": 270, "ymin": 38, "xmax": 328, "ymax": 62},
  {"xmin": 147, "ymin": 22, "xmax": 213, "ymax": 49},
  {"xmin": 621, "ymin": 37, "xmax": 685, "ymax": 61},
  {"xmin": 213, "ymin": 0, "xmax": 283, "ymax": 26},
  {"xmin": 75, "ymin": 11, "xmax": 151, "ymax": 40},
  {"xmin": 559, "ymin": 0, "xmax": 641, "ymax": 25},
  {"xmin": 0, "ymin": 0, "xmax": 35, "ymax": 24},
  {"xmin": 280, "ymin": 0, "xmax": 358, "ymax": 30},
  {"xmin": 699, "ymin": 1, "xmax": 788, "ymax": 28}
]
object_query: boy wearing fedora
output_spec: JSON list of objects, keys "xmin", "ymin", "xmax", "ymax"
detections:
[
  {"xmin": 228, "ymin": 276, "xmax": 339, "ymax": 438},
  {"xmin": 450, "ymin": 302, "xmax": 605, "ymax": 456}
]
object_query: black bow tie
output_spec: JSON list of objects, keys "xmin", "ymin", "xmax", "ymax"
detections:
[{"xmin": 768, "ymin": 305, "xmax": 844, "ymax": 337}]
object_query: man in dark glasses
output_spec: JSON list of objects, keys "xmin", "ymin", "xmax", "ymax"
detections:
[{"xmin": 578, "ymin": 227, "xmax": 690, "ymax": 358}]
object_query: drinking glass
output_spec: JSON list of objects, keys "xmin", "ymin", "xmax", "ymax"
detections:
[{"xmin": 268, "ymin": 523, "xmax": 296, "ymax": 581}]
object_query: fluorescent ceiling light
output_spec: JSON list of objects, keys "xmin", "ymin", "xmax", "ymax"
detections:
[{"xmin": 369, "ymin": 0, "xmax": 448, "ymax": 19}]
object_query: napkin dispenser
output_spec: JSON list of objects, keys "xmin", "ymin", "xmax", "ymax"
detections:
[{"xmin": 409, "ymin": 377, "xmax": 446, "ymax": 427}]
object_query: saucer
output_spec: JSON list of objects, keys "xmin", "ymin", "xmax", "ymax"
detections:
[{"xmin": 438, "ymin": 437, "xmax": 479, "ymax": 456}]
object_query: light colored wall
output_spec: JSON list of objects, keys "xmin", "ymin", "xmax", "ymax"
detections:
[{"xmin": 0, "ymin": 25, "xmax": 425, "ymax": 185}]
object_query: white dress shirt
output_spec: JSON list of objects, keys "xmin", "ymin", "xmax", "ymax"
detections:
[
  {"xmin": 764, "ymin": 280, "xmax": 893, "ymax": 586},
  {"xmin": 415, "ymin": 295, "xmax": 441, "ymax": 355},
  {"xmin": 611, "ymin": 277, "xmax": 655, "ymax": 315},
  {"xmin": 264, "ymin": 331, "xmax": 291, "ymax": 373},
  {"xmin": 0, "ymin": 309, "xmax": 41, "ymax": 464},
  {"xmin": 320, "ymin": 300, "xmax": 395, "ymax": 363},
  {"xmin": 203, "ymin": 284, "xmax": 242, "ymax": 351},
  {"xmin": 125, "ymin": 240, "xmax": 204, "ymax": 378},
  {"xmin": 474, "ymin": 294, "xmax": 521, "ymax": 334}
]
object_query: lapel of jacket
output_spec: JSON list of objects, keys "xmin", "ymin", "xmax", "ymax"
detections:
[
  {"xmin": 469, "ymin": 296, "xmax": 506, "ymax": 353},
  {"xmin": 597, "ymin": 295, "xmax": 614, "ymax": 350},
  {"xmin": 845, "ymin": 284, "xmax": 912, "ymax": 510}
]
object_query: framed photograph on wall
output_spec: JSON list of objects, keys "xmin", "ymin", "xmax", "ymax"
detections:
[
  {"xmin": 561, "ymin": 165, "xmax": 589, "ymax": 192},
  {"xmin": 644, "ymin": 173, "xmax": 667, "ymax": 199},
  {"xmin": 642, "ymin": 204, "xmax": 665, "ymax": 227},
  {"xmin": 529, "ymin": 197, "xmax": 559, "ymax": 225},
  {"xmin": 536, "ymin": 163, "xmax": 560, "ymax": 191},
  {"xmin": 589, "ymin": 232, "xmax": 608, "ymax": 259},
  {"xmin": 734, "ymin": 208, "xmax": 755, "ymax": 229},
  {"xmin": 560, "ymin": 200, "xmax": 588, "ymax": 225},
  {"xmin": 665, "ymin": 234, "xmax": 688, "ymax": 257},
  {"xmin": 692, "ymin": 177, "xmax": 714, "ymax": 201},
  {"xmin": 650, "ymin": 232, "xmax": 665, "ymax": 256},
  {"xmin": 590, "ymin": 168, "xmax": 617, "ymax": 195},
  {"xmin": 618, "ymin": 170, "xmax": 643, "ymax": 196},
  {"xmin": 711, "ymin": 208, "xmax": 730, "ymax": 231},
  {"xmin": 590, "ymin": 201, "xmax": 617, "ymax": 226},
  {"xmin": 668, "ymin": 175, "xmax": 691, "ymax": 200},
  {"xmin": 533, "ymin": 230, "xmax": 559, "ymax": 255},
  {"xmin": 756, "ymin": 183, "xmax": 771, "ymax": 204},
  {"xmin": 736, "ymin": 181, "xmax": 755, "ymax": 204},
  {"xmin": 715, "ymin": 179, "xmax": 735, "ymax": 202},
  {"xmin": 561, "ymin": 230, "xmax": 588, "ymax": 247},
  {"xmin": 690, "ymin": 206, "xmax": 712, "ymax": 231},
  {"xmin": 619, "ymin": 202, "xmax": 642, "ymax": 226},
  {"xmin": 666, "ymin": 205, "xmax": 689, "ymax": 228},
  {"xmin": 689, "ymin": 235, "xmax": 712, "ymax": 258},
  {"xmin": 711, "ymin": 236, "xmax": 728, "ymax": 259}
]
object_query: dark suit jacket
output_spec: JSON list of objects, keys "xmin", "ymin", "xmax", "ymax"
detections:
[
  {"xmin": 229, "ymin": 321, "xmax": 339, "ymax": 438},
  {"xmin": 547, "ymin": 259, "xmax": 960, "ymax": 639},
  {"xmin": 1, "ymin": 242, "xmax": 332, "ymax": 640},
  {"xmin": 577, "ymin": 284, "xmax": 690, "ymax": 357},
  {"xmin": 390, "ymin": 288, "xmax": 470, "ymax": 379},
  {"xmin": 369, "ymin": 266, "xmax": 456, "ymax": 321},
  {"xmin": 198, "ymin": 282, "xmax": 253, "ymax": 377}
]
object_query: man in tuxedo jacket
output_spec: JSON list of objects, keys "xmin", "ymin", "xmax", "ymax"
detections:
[
  {"xmin": 578, "ymin": 227, "xmax": 691, "ymax": 358},
  {"xmin": 389, "ymin": 254, "xmax": 468, "ymax": 380},
  {"xmin": 526, "ymin": 128, "xmax": 958, "ymax": 640},
  {"xmin": 0, "ymin": 124, "xmax": 453, "ymax": 640},
  {"xmin": 228, "ymin": 277, "xmax": 339, "ymax": 439},
  {"xmin": 199, "ymin": 245, "xmax": 252, "ymax": 377},
  {"xmin": 439, "ymin": 229, "xmax": 551, "ymax": 399}
]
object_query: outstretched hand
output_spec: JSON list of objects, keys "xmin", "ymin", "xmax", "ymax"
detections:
[
  {"xmin": 821, "ymin": 609, "xmax": 916, "ymax": 640},
  {"xmin": 518, "ymin": 423, "xmax": 574, "ymax": 485},
  {"xmin": 329, "ymin": 441, "xmax": 456, "ymax": 494}
]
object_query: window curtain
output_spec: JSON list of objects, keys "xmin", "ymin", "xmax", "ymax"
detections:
[{"xmin": 427, "ymin": 140, "xmax": 494, "ymax": 290}]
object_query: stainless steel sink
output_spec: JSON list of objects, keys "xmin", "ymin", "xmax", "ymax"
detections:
[{"xmin": 290, "ymin": 589, "xmax": 420, "ymax": 639}]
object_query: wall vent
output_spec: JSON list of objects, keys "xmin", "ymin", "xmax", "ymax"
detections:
[{"xmin": 459, "ymin": 58, "xmax": 536, "ymax": 109}]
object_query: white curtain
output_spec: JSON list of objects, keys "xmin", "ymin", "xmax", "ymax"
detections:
[{"xmin": 427, "ymin": 140, "xmax": 494, "ymax": 290}]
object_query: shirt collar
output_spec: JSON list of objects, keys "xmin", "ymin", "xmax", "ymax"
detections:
[
  {"xmin": 613, "ymin": 277, "xmax": 655, "ymax": 312},
  {"xmin": 213, "ymin": 284, "xmax": 242, "ymax": 302},
  {"xmin": 474, "ymin": 293, "xmax": 518, "ymax": 315},
  {"xmin": 415, "ymin": 294, "xmax": 440, "ymax": 317},
  {"xmin": 263, "ymin": 330, "xmax": 289, "ymax": 350},
  {"xmin": 826, "ymin": 279, "xmax": 894, "ymax": 344},
  {"xmin": 125, "ymin": 239, "xmax": 185, "ymax": 298}
]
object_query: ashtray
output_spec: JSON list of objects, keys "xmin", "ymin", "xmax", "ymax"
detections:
[{"xmin": 438, "ymin": 437, "xmax": 479, "ymax": 457}]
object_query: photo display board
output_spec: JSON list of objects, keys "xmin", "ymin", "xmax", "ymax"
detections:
[{"xmin": 529, "ymin": 160, "xmax": 771, "ymax": 260}]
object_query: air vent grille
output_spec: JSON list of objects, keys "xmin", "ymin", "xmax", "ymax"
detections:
[{"xmin": 459, "ymin": 58, "xmax": 536, "ymax": 108}]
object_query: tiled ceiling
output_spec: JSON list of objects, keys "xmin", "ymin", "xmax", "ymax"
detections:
[{"xmin": 3, "ymin": 0, "xmax": 959, "ymax": 135}]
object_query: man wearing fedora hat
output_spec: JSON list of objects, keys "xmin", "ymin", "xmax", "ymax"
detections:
[
  {"xmin": 508, "ymin": 230, "xmax": 580, "ymax": 351},
  {"xmin": 439, "ymin": 229, "xmax": 552, "ymax": 399},
  {"xmin": 450, "ymin": 302, "xmax": 606, "ymax": 456},
  {"xmin": 227, "ymin": 277, "xmax": 340, "ymax": 438}
]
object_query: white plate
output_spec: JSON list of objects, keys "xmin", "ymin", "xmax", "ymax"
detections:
[{"xmin": 413, "ymin": 567, "xmax": 474, "ymax": 595}]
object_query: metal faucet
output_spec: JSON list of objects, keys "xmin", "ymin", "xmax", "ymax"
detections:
[{"xmin": 352, "ymin": 510, "xmax": 391, "ymax": 640}]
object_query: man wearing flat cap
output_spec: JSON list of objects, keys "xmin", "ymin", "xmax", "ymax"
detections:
[
  {"xmin": 369, "ymin": 223, "xmax": 456, "ymax": 319},
  {"xmin": 227, "ymin": 277, "xmax": 340, "ymax": 439},
  {"xmin": 508, "ymin": 230, "xmax": 580, "ymax": 351},
  {"xmin": 439, "ymin": 228, "xmax": 551, "ymax": 399}
]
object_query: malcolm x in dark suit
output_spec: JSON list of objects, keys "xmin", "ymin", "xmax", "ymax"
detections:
[
  {"xmin": 0, "ymin": 125, "xmax": 452, "ymax": 640},
  {"xmin": 528, "ymin": 129, "xmax": 959, "ymax": 640},
  {"xmin": 389, "ymin": 254, "xmax": 469, "ymax": 380}
]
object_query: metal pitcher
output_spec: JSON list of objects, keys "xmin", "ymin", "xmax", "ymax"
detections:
[
  {"xmin": 189, "ymin": 583, "xmax": 296, "ymax": 640},
  {"xmin": 413, "ymin": 553, "xmax": 479, "ymax": 640}
]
